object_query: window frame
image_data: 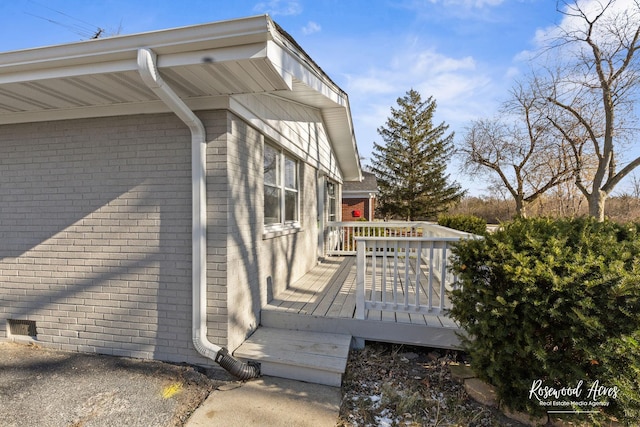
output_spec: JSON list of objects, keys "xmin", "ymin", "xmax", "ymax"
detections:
[
  {"xmin": 263, "ymin": 143, "xmax": 300, "ymax": 234},
  {"xmin": 327, "ymin": 181, "xmax": 337, "ymax": 223}
]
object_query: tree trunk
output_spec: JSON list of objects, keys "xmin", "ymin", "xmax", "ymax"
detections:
[
  {"xmin": 588, "ymin": 191, "xmax": 607, "ymax": 222},
  {"xmin": 515, "ymin": 198, "xmax": 527, "ymax": 218}
]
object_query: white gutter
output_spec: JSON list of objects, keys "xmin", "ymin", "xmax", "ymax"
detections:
[{"xmin": 137, "ymin": 48, "xmax": 258, "ymax": 379}]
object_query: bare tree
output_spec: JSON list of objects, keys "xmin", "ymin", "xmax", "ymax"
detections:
[
  {"xmin": 459, "ymin": 82, "xmax": 573, "ymax": 217},
  {"xmin": 537, "ymin": 0, "xmax": 640, "ymax": 221},
  {"xmin": 629, "ymin": 172, "xmax": 640, "ymax": 198}
]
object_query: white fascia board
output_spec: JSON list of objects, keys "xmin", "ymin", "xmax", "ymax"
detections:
[
  {"xmin": 266, "ymin": 40, "xmax": 344, "ymax": 107},
  {"xmin": 0, "ymin": 15, "xmax": 272, "ymax": 83},
  {"xmin": 0, "ymin": 43, "xmax": 276, "ymax": 87},
  {"xmin": 321, "ymin": 106, "xmax": 362, "ymax": 182},
  {"xmin": 156, "ymin": 42, "xmax": 270, "ymax": 68},
  {"xmin": 265, "ymin": 39, "xmax": 361, "ymax": 181}
]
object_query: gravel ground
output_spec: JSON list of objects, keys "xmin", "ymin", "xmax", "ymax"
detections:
[
  {"xmin": 336, "ymin": 342, "xmax": 527, "ymax": 427},
  {"xmin": 0, "ymin": 342, "xmax": 230, "ymax": 427}
]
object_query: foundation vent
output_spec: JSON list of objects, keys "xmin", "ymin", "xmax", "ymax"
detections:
[{"xmin": 8, "ymin": 319, "xmax": 37, "ymax": 337}]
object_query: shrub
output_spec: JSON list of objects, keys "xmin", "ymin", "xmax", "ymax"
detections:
[
  {"xmin": 448, "ymin": 217, "xmax": 640, "ymax": 424},
  {"xmin": 438, "ymin": 214, "xmax": 487, "ymax": 236}
]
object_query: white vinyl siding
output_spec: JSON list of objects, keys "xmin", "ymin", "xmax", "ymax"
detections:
[{"xmin": 234, "ymin": 93, "xmax": 342, "ymax": 182}]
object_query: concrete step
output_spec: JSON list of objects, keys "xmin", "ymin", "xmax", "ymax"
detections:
[{"xmin": 233, "ymin": 327, "xmax": 352, "ymax": 387}]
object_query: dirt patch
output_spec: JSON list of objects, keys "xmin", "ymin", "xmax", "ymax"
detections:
[{"xmin": 337, "ymin": 342, "xmax": 527, "ymax": 426}]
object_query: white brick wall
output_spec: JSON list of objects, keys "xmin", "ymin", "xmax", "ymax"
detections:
[
  {"xmin": 202, "ymin": 111, "xmax": 230, "ymax": 347},
  {"xmin": 0, "ymin": 113, "xmax": 223, "ymax": 366},
  {"xmin": 1, "ymin": 106, "xmax": 341, "ymax": 365},
  {"xmin": 224, "ymin": 112, "xmax": 320, "ymax": 350}
]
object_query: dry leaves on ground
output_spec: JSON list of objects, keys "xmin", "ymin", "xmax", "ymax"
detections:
[{"xmin": 337, "ymin": 342, "xmax": 526, "ymax": 427}]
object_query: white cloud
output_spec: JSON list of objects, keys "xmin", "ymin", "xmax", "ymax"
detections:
[
  {"xmin": 505, "ymin": 66, "xmax": 520, "ymax": 79},
  {"xmin": 421, "ymin": 73, "xmax": 492, "ymax": 105},
  {"xmin": 343, "ymin": 43, "xmax": 501, "ymax": 161},
  {"xmin": 253, "ymin": 1, "xmax": 302, "ymax": 16},
  {"xmin": 406, "ymin": 50, "xmax": 476, "ymax": 75},
  {"xmin": 347, "ymin": 75, "xmax": 396, "ymax": 95},
  {"xmin": 301, "ymin": 21, "xmax": 321, "ymax": 35},
  {"xmin": 347, "ymin": 47, "xmax": 484, "ymax": 103}
]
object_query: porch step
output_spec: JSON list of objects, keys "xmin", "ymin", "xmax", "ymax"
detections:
[
  {"xmin": 261, "ymin": 309, "xmax": 463, "ymax": 350},
  {"xmin": 233, "ymin": 327, "xmax": 352, "ymax": 387}
]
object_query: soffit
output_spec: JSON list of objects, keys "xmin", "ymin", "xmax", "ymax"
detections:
[
  {"xmin": 0, "ymin": 15, "xmax": 361, "ymax": 180},
  {"xmin": 0, "ymin": 54, "xmax": 289, "ymax": 120}
]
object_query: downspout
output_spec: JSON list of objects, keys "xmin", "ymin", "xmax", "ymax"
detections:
[{"xmin": 137, "ymin": 48, "xmax": 259, "ymax": 380}]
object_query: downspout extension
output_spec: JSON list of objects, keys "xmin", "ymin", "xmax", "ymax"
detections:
[{"xmin": 137, "ymin": 48, "xmax": 259, "ymax": 380}]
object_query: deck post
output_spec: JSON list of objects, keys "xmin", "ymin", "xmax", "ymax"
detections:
[{"xmin": 355, "ymin": 238, "xmax": 366, "ymax": 320}]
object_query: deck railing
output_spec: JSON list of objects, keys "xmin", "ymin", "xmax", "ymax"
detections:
[
  {"xmin": 325, "ymin": 221, "xmax": 430, "ymax": 255},
  {"xmin": 346, "ymin": 222, "xmax": 478, "ymax": 318}
]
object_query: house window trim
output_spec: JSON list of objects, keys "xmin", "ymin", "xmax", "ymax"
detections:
[
  {"xmin": 263, "ymin": 142, "xmax": 301, "ymax": 237},
  {"xmin": 327, "ymin": 180, "xmax": 338, "ymax": 223}
]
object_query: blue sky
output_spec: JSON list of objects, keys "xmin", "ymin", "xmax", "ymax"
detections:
[{"xmin": 0, "ymin": 0, "xmax": 633, "ymax": 194}]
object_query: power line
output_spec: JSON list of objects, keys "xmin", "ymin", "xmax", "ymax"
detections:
[{"xmin": 25, "ymin": 0, "xmax": 105, "ymax": 39}]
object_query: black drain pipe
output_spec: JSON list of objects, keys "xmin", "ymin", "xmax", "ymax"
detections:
[{"xmin": 215, "ymin": 347, "xmax": 261, "ymax": 380}]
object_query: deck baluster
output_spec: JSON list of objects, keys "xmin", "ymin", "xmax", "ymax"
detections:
[
  {"xmin": 381, "ymin": 241, "xmax": 388, "ymax": 308},
  {"xmin": 439, "ymin": 244, "xmax": 448, "ymax": 311},
  {"xmin": 331, "ymin": 221, "xmax": 479, "ymax": 320},
  {"xmin": 428, "ymin": 242, "xmax": 434, "ymax": 311},
  {"xmin": 393, "ymin": 240, "xmax": 399, "ymax": 308},
  {"xmin": 403, "ymin": 240, "xmax": 410, "ymax": 310},
  {"xmin": 415, "ymin": 242, "xmax": 422, "ymax": 311},
  {"xmin": 355, "ymin": 240, "xmax": 366, "ymax": 319}
]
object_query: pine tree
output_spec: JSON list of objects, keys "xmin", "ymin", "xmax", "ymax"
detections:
[{"xmin": 371, "ymin": 89, "xmax": 464, "ymax": 220}]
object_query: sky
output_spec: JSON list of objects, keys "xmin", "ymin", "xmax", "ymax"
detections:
[{"xmin": 0, "ymin": 0, "xmax": 636, "ymax": 195}]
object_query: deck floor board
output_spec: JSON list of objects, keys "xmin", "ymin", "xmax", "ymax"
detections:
[{"xmin": 267, "ymin": 256, "xmax": 459, "ymax": 332}]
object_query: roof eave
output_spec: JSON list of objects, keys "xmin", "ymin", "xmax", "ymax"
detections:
[
  {"xmin": 266, "ymin": 18, "xmax": 362, "ymax": 181},
  {"xmin": 0, "ymin": 15, "xmax": 273, "ymax": 78},
  {"xmin": 0, "ymin": 14, "xmax": 362, "ymax": 180}
]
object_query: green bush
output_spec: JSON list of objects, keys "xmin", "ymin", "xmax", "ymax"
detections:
[
  {"xmin": 448, "ymin": 217, "xmax": 640, "ymax": 424},
  {"xmin": 438, "ymin": 214, "xmax": 487, "ymax": 235}
]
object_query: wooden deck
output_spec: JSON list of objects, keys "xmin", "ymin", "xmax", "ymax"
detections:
[{"xmin": 261, "ymin": 256, "xmax": 462, "ymax": 349}]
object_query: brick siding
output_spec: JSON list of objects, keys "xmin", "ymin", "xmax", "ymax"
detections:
[
  {"xmin": 0, "ymin": 113, "xmax": 223, "ymax": 366},
  {"xmin": 0, "ymin": 108, "xmax": 327, "ymax": 365},
  {"xmin": 225, "ymin": 112, "xmax": 319, "ymax": 350},
  {"xmin": 342, "ymin": 197, "xmax": 374, "ymax": 221}
]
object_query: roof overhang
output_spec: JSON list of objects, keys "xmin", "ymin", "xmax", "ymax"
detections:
[
  {"xmin": 343, "ymin": 190, "xmax": 379, "ymax": 197},
  {"xmin": 0, "ymin": 15, "xmax": 361, "ymax": 180}
]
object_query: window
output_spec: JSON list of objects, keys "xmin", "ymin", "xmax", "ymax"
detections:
[
  {"xmin": 327, "ymin": 181, "xmax": 337, "ymax": 222},
  {"xmin": 264, "ymin": 145, "xmax": 281, "ymax": 225},
  {"xmin": 264, "ymin": 143, "xmax": 299, "ymax": 228}
]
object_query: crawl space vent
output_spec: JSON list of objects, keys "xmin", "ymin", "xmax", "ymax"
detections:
[{"xmin": 8, "ymin": 319, "xmax": 37, "ymax": 337}]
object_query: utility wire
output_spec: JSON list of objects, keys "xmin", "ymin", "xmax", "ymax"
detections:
[{"xmin": 25, "ymin": 0, "xmax": 104, "ymax": 39}]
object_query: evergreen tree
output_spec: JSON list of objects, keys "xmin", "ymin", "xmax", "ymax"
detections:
[{"xmin": 371, "ymin": 89, "xmax": 464, "ymax": 220}]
